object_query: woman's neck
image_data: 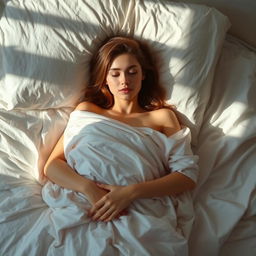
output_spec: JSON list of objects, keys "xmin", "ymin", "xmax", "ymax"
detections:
[{"xmin": 110, "ymin": 100, "xmax": 144, "ymax": 115}]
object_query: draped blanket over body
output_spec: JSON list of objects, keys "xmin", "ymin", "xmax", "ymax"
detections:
[{"xmin": 42, "ymin": 110, "xmax": 198, "ymax": 256}]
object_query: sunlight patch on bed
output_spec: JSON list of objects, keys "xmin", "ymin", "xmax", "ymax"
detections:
[
  {"xmin": 3, "ymin": 4, "xmax": 100, "ymax": 32},
  {"xmin": 211, "ymin": 101, "xmax": 249, "ymax": 138}
]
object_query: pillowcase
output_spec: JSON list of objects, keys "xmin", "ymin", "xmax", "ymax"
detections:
[
  {"xmin": 0, "ymin": 0, "xmax": 230, "ymax": 142},
  {"xmin": 0, "ymin": 0, "xmax": 133, "ymax": 110},
  {"xmin": 132, "ymin": 0, "xmax": 230, "ymax": 141}
]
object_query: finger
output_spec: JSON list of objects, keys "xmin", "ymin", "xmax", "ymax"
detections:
[
  {"xmin": 105, "ymin": 210, "xmax": 120, "ymax": 222},
  {"xmin": 89, "ymin": 199, "xmax": 105, "ymax": 217},
  {"xmin": 92, "ymin": 203, "xmax": 112, "ymax": 220},
  {"xmin": 96, "ymin": 183, "xmax": 111, "ymax": 190},
  {"xmin": 93, "ymin": 206, "xmax": 128, "ymax": 220},
  {"xmin": 95, "ymin": 198, "xmax": 106, "ymax": 208},
  {"xmin": 98, "ymin": 207, "xmax": 116, "ymax": 221}
]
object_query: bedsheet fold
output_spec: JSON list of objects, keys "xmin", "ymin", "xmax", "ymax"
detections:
[{"xmin": 42, "ymin": 110, "xmax": 198, "ymax": 255}]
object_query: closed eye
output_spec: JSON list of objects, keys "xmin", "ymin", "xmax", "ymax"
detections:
[
  {"xmin": 128, "ymin": 68, "xmax": 138, "ymax": 75},
  {"xmin": 108, "ymin": 66, "xmax": 139, "ymax": 77},
  {"xmin": 110, "ymin": 73, "xmax": 120, "ymax": 77}
]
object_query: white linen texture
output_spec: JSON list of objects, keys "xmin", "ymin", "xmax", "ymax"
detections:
[
  {"xmin": 42, "ymin": 110, "xmax": 199, "ymax": 256},
  {"xmin": 0, "ymin": 0, "xmax": 230, "ymax": 141},
  {"xmin": 1, "ymin": 0, "xmax": 255, "ymax": 255}
]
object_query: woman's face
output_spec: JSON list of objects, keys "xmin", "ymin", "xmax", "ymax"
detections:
[{"xmin": 106, "ymin": 53, "xmax": 144, "ymax": 102}]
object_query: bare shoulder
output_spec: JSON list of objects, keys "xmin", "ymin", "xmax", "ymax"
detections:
[
  {"xmin": 75, "ymin": 101, "xmax": 102, "ymax": 113},
  {"xmin": 152, "ymin": 108, "xmax": 181, "ymax": 136}
]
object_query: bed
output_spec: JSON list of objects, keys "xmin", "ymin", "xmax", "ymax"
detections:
[{"xmin": 0, "ymin": 0, "xmax": 255, "ymax": 255}]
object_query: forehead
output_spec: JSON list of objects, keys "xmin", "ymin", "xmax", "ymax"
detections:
[{"xmin": 109, "ymin": 53, "xmax": 141, "ymax": 69}]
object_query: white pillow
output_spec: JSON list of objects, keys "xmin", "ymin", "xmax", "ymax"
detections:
[
  {"xmin": 0, "ymin": 0, "xmax": 230, "ymax": 141},
  {"xmin": 0, "ymin": 0, "xmax": 133, "ymax": 110},
  {"xmin": 132, "ymin": 1, "xmax": 230, "ymax": 140}
]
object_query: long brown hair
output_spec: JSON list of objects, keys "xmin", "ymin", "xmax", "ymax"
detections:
[{"xmin": 85, "ymin": 36, "xmax": 170, "ymax": 110}]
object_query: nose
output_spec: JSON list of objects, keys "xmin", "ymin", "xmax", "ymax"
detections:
[{"xmin": 120, "ymin": 72, "xmax": 129, "ymax": 85}]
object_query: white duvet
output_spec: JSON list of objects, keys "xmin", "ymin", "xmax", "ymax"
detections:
[
  {"xmin": 42, "ymin": 110, "xmax": 198, "ymax": 256},
  {"xmin": 0, "ymin": 38, "xmax": 255, "ymax": 256},
  {"xmin": 0, "ymin": 0, "xmax": 255, "ymax": 255}
]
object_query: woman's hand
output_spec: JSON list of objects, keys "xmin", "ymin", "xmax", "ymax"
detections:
[
  {"xmin": 88, "ymin": 183, "xmax": 134, "ymax": 222},
  {"xmin": 85, "ymin": 182, "xmax": 109, "ymax": 206}
]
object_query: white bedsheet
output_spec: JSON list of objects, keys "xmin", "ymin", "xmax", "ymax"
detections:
[
  {"xmin": 41, "ymin": 110, "xmax": 198, "ymax": 255},
  {"xmin": 0, "ymin": 1, "xmax": 255, "ymax": 254},
  {"xmin": 190, "ymin": 36, "xmax": 256, "ymax": 256}
]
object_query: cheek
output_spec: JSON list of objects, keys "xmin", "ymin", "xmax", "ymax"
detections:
[
  {"xmin": 106, "ymin": 76, "xmax": 116, "ymax": 86},
  {"xmin": 106, "ymin": 78, "xmax": 118, "ymax": 94},
  {"xmin": 135, "ymin": 77, "xmax": 143, "ymax": 88},
  {"xmin": 106, "ymin": 76, "xmax": 111, "ymax": 85}
]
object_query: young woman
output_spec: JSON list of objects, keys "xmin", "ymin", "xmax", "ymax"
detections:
[{"xmin": 43, "ymin": 36, "xmax": 197, "ymax": 224}]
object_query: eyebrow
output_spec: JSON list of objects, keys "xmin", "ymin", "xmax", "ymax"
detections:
[{"xmin": 109, "ymin": 65, "xmax": 138, "ymax": 71}]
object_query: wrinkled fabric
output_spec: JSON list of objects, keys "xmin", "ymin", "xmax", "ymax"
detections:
[{"xmin": 41, "ymin": 110, "xmax": 198, "ymax": 255}]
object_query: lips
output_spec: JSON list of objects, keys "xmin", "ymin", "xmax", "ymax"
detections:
[{"xmin": 119, "ymin": 88, "xmax": 132, "ymax": 93}]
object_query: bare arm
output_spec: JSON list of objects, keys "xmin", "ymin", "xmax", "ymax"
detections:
[
  {"xmin": 129, "ymin": 172, "xmax": 195, "ymax": 200},
  {"xmin": 90, "ymin": 108, "xmax": 196, "ymax": 221},
  {"xmin": 90, "ymin": 171, "xmax": 195, "ymax": 222},
  {"xmin": 43, "ymin": 134, "xmax": 108, "ymax": 203},
  {"xmin": 132, "ymin": 107, "xmax": 196, "ymax": 197},
  {"xmin": 44, "ymin": 102, "xmax": 101, "ymax": 193},
  {"xmin": 44, "ymin": 135, "xmax": 93, "ymax": 193}
]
